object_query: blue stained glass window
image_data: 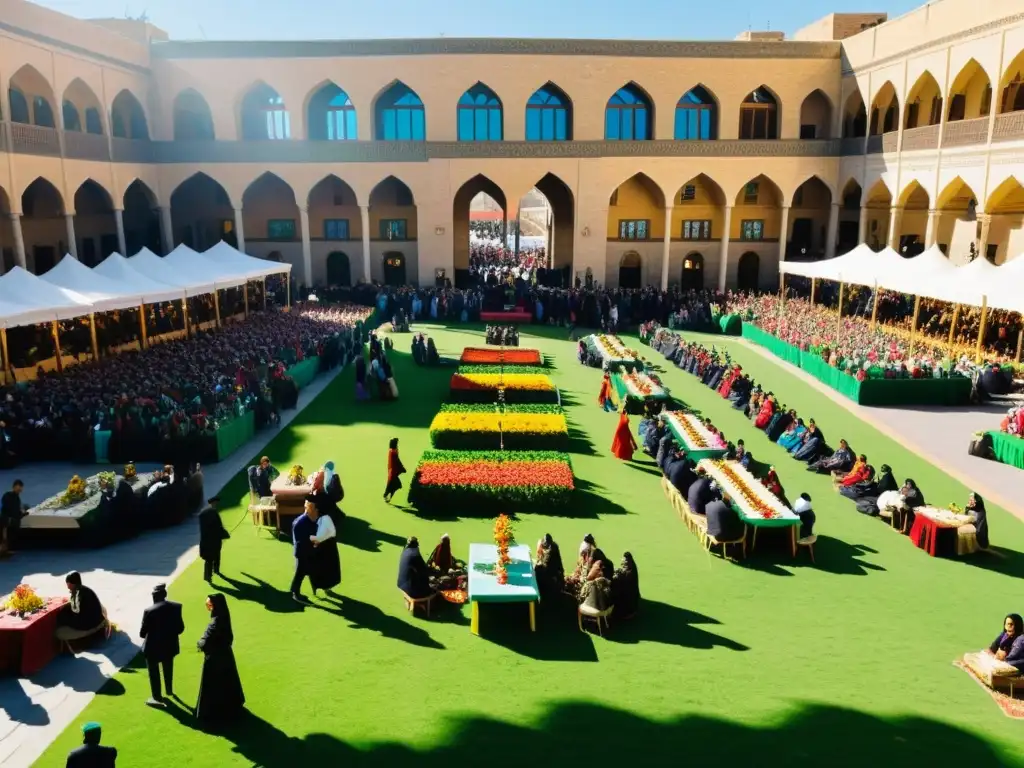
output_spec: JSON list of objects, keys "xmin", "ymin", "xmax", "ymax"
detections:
[
  {"xmin": 376, "ymin": 83, "xmax": 425, "ymax": 140},
  {"xmin": 457, "ymin": 84, "xmax": 502, "ymax": 141},
  {"xmin": 526, "ymin": 84, "xmax": 571, "ymax": 141},
  {"xmin": 606, "ymin": 84, "xmax": 651, "ymax": 141}
]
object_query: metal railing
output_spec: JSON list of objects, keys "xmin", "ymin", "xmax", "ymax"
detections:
[
  {"xmin": 10, "ymin": 123, "xmax": 61, "ymax": 156},
  {"xmin": 942, "ymin": 117, "xmax": 989, "ymax": 148},
  {"xmin": 63, "ymin": 131, "xmax": 110, "ymax": 161},
  {"xmin": 993, "ymin": 111, "xmax": 1024, "ymax": 143},
  {"xmin": 900, "ymin": 124, "xmax": 939, "ymax": 151}
]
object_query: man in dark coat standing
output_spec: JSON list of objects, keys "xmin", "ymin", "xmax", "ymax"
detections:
[
  {"xmin": 290, "ymin": 507, "xmax": 318, "ymax": 603},
  {"xmin": 198, "ymin": 497, "xmax": 229, "ymax": 583},
  {"xmin": 65, "ymin": 721, "xmax": 117, "ymax": 767},
  {"xmin": 139, "ymin": 583, "xmax": 184, "ymax": 706}
]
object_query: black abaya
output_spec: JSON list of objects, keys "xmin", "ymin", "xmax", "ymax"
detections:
[
  {"xmin": 310, "ymin": 514, "xmax": 342, "ymax": 591},
  {"xmin": 196, "ymin": 594, "xmax": 245, "ymax": 724}
]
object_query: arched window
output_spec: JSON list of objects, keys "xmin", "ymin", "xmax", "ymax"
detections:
[
  {"xmin": 739, "ymin": 87, "xmax": 778, "ymax": 140},
  {"xmin": 307, "ymin": 84, "xmax": 357, "ymax": 141},
  {"xmin": 62, "ymin": 100, "xmax": 81, "ymax": 131},
  {"xmin": 9, "ymin": 89, "xmax": 29, "ymax": 124},
  {"xmin": 173, "ymin": 90, "xmax": 215, "ymax": 141},
  {"xmin": 526, "ymin": 84, "xmax": 571, "ymax": 141},
  {"xmin": 326, "ymin": 252, "xmax": 352, "ymax": 286},
  {"xmin": 605, "ymin": 84, "xmax": 651, "ymax": 141},
  {"xmin": 681, "ymin": 252, "xmax": 705, "ymax": 290},
  {"xmin": 674, "ymin": 87, "xmax": 715, "ymax": 140},
  {"xmin": 33, "ymin": 96, "xmax": 55, "ymax": 128},
  {"xmin": 458, "ymin": 83, "xmax": 502, "ymax": 141},
  {"xmin": 375, "ymin": 82, "xmax": 425, "ymax": 140},
  {"xmin": 85, "ymin": 108, "xmax": 102, "ymax": 134},
  {"xmin": 241, "ymin": 84, "xmax": 290, "ymax": 140}
]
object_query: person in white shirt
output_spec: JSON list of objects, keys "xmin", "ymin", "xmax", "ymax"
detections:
[
  {"xmin": 305, "ymin": 496, "xmax": 341, "ymax": 597},
  {"xmin": 793, "ymin": 493, "xmax": 815, "ymax": 539}
]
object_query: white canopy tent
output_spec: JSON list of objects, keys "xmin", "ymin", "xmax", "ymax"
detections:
[
  {"xmin": 203, "ymin": 240, "xmax": 292, "ymax": 279},
  {"xmin": 92, "ymin": 253, "xmax": 187, "ymax": 305},
  {"xmin": 0, "ymin": 294, "xmax": 54, "ymax": 329},
  {"xmin": 164, "ymin": 244, "xmax": 248, "ymax": 289},
  {"xmin": 0, "ymin": 266, "xmax": 95, "ymax": 321},
  {"xmin": 41, "ymin": 255, "xmax": 138, "ymax": 313},
  {"xmin": 128, "ymin": 248, "xmax": 219, "ymax": 297}
]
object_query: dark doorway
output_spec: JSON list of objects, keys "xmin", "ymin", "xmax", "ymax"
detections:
[
  {"xmin": 618, "ymin": 251, "xmax": 641, "ymax": 289},
  {"xmin": 737, "ymin": 251, "xmax": 760, "ymax": 291},
  {"xmin": 327, "ymin": 251, "xmax": 351, "ymax": 286},
  {"xmin": 33, "ymin": 245, "xmax": 56, "ymax": 274},
  {"xmin": 790, "ymin": 218, "xmax": 813, "ymax": 257},
  {"xmin": 383, "ymin": 251, "xmax": 406, "ymax": 286},
  {"xmin": 681, "ymin": 252, "xmax": 704, "ymax": 290}
]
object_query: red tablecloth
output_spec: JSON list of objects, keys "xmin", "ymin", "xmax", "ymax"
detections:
[
  {"xmin": 480, "ymin": 311, "xmax": 532, "ymax": 323},
  {"xmin": 0, "ymin": 597, "xmax": 68, "ymax": 676},
  {"xmin": 908, "ymin": 515, "xmax": 958, "ymax": 558}
]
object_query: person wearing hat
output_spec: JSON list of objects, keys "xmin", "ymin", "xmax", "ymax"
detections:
[
  {"xmin": 139, "ymin": 583, "xmax": 184, "ymax": 706},
  {"xmin": 198, "ymin": 497, "xmax": 230, "ymax": 583},
  {"xmin": 65, "ymin": 721, "xmax": 116, "ymax": 767}
]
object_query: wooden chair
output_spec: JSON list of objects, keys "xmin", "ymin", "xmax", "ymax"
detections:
[
  {"xmin": 797, "ymin": 534, "xmax": 818, "ymax": 563},
  {"xmin": 249, "ymin": 495, "xmax": 279, "ymax": 538},
  {"xmin": 705, "ymin": 525, "xmax": 748, "ymax": 560},
  {"xmin": 400, "ymin": 589, "xmax": 436, "ymax": 618},
  {"xmin": 578, "ymin": 603, "xmax": 613, "ymax": 636}
]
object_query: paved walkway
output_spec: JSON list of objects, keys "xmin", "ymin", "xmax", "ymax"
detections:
[
  {"xmin": 0, "ymin": 365, "xmax": 343, "ymax": 767},
  {"xmin": 738, "ymin": 340, "xmax": 1024, "ymax": 521}
]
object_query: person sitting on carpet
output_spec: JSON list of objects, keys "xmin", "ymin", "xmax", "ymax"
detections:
[
  {"xmin": 806, "ymin": 439, "xmax": 854, "ymax": 474},
  {"xmin": 963, "ymin": 613, "xmax": 1024, "ymax": 680},
  {"xmin": 791, "ymin": 419, "xmax": 826, "ymax": 461},
  {"xmin": 765, "ymin": 408, "xmax": 794, "ymax": 442},
  {"xmin": 534, "ymin": 534, "xmax": 565, "ymax": 600},
  {"xmin": 754, "ymin": 392, "xmax": 776, "ymax": 430},
  {"xmin": 850, "ymin": 464, "xmax": 898, "ymax": 509},
  {"xmin": 611, "ymin": 552, "xmax": 640, "ymax": 619},
  {"xmin": 397, "ymin": 537, "xmax": 435, "ymax": 599},
  {"xmin": 777, "ymin": 418, "xmax": 807, "ymax": 452},
  {"xmin": 835, "ymin": 454, "xmax": 871, "ymax": 488},
  {"xmin": 55, "ymin": 571, "xmax": 108, "ymax": 643},
  {"xmin": 426, "ymin": 533, "xmax": 467, "ymax": 591}
]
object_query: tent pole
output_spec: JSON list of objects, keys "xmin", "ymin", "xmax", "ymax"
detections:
[
  {"xmin": 214, "ymin": 290, "xmax": 222, "ymax": 328},
  {"xmin": 0, "ymin": 328, "xmax": 9, "ymax": 386},
  {"xmin": 910, "ymin": 295, "xmax": 921, "ymax": 347},
  {"xmin": 779, "ymin": 273, "xmax": 786, "ymax": 308},
  {"xmin": 182, "ymin": 298, "xmax": 190, "ymax": 338},
  {"xmin": 139, "ymin": 304, "xmax": 148, "ymax": 349},
  {"xmin": 263, "ymin": 277, "xmax": 268, "ymax": 310},
  {"xmin": 89, "ymin": 313, "xmax": 99, "ymax": 362},
  {"xmin": 948, "ymin": 303, "xmax": 960, "ymax": 348},
  {"xmin": 286, "ymin": 277, "xmax": 291, "ymax": 311},
  {"xmin": 51, "ymin": 321, "xmax": 63, "ymax": 373},
  {"xmin": 836, "ymin": 281, "xmax": 844, "ymax": 338},
  {"xmin": 1016, "ymin": 324, "xmax": 1023, "ymax": 364},
  {"xmin": 974, "ymin": 296, "xmax": 988, "ymax": 365},
  {"xmin": 810, "ymin": 278, "xmax": 817, "ymax": 306},
  {"xmin": 243, "ymin": 284, "xmax": 249, "ymax": 319},
  {"xmin": 870, "ymin": 283, "xmax": 880, "ymax": 331}
]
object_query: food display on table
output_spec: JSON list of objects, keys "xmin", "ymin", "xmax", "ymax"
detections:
[
  {"xmin": 696, "ymin": 459, "xmax": 798, "ymax": 524},
  {"xmin": 586, "ymin": 334, "xmax": 644, "ymax": 372},
  {"xmin": 610, "ymin": 370, "xmax": 670, "ymax": 412},
  {"xmin": 663, "ymin": 411, "xmax": 727, "ymax": 459}
]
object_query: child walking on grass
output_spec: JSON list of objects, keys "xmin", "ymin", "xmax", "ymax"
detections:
[{"xmin": 384, "ymin": 437, "xmax": 406, "ymax": 503}]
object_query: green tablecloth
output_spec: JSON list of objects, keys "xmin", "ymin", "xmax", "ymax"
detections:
[
  {"xmin": 215, "ymin": 411, "xmax": 255, "ymax": 461},
  {"xmin": 741, "ymin": 324, "xmax": 972, "ymax": 406},
  {"xmin": 719, "ymin": 314, "xmax": 742, "ymax": 335},
  {"xmin": 988, "ymin": 431, "xmax": 1024, "ymax": 470},
  {"xmin": 663, "ymin": 417, "xmax": 728, "ymax": 462},
  {"xmin": 287, "ymin": 356, "xmax": 320, "ymax": 389},
  {"xmin": 468, "ymin": 543, "xmax": 539, "ymax": 603}
]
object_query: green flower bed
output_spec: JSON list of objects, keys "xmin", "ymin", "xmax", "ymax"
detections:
[
  {"xmin": 456, "ymin": 364, "xmax": 549, "ymax": 376},
  {"xmin": 429, "ymin": 403, "xmax": 569, "ymax": 450},
  {"xmin": 436, "ymin": 403, "xmax": 563, "ymax": 415}
]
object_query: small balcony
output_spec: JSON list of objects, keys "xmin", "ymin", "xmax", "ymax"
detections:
[
  {"xmin": 840, "ymin": 137, "xmax": 865, "ymax": 155},
  {"xmin": 10, "ymin": 123, "xmax": 61, "ymax": 156},
  {"xmin": 993, "ymin": 111, "xmax": 1024, "ymax": 143},
  {"xmin": 942, "ymin": 116, "xmax": 989, "ymax": 147},
  {"xmin": 881, "ymin": 131, "xmax": 899, "ymax": 153},
  {"xmin": 901, "ymin": 124, "xmax": 939, "ymax": 151},
  {"xmin": 111, "ymin": 137, "xmax": 155, "ymax": 163},
  {"xmin": 63, "ymin": 131, "xmax": 110, "ymax": 161}
]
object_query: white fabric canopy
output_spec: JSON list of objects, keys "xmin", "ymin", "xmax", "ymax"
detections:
[
  {"xmin": 128, "ymin": 248, "xmax": 218, "ymax": 297},
  {"xmin": 204, "ymin": 240, "xmax": 292, "ymax": 278},
  {"xmin": 0, "ymin": 294, "xmax": 53, "ymax": 329},
  {"xmin": 41, "ymin": 255, "xmax": 137, "ymax": 313},
  {"xmin": 92, "ymin": 253, "xmax": 186, "ymax": 305},
  {"xmin": 0, "ymin": 266, "xmax": 95, "ymax": 323},
  {"xmin": 164, "ymin": 244, "xmax": 247, "ymax": 289}
]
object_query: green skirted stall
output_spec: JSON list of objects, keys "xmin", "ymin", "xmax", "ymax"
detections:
[
  {"xmin": 215, "ymin": 411, "xmax": 256, "ymax": 461},
  {"xmin": 287, "ymin": 356, "xmax": 321, "ymax": 390},
  {"xmin": 610, "ymin": 372, "xmax": 671, "ymax": 414},
  {"xmin": 741, "ymin": 324, "xmax": 972, "ymax": 406},
  {"xmin": 987, "ymin": 431, "xmax": 1024, "ymax": 471},
  {"xmin": 719, "ymin": 314, "xmax": 742, "ymax": 335}
]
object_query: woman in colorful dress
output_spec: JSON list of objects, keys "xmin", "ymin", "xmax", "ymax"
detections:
[
  {"xmin": 754, "ymin": 393, "xmax": 776, "ymax": 430},
  {"xmin": 383, "ymin": 437, "xmax": 406, "ymax": 503},
  {"xmin": 777, "ymin": 418, "xmax": 806, "ymax": 452},
  {"xmin": 597, "ymin": 372, "xmax": 614, "ymax": 412},
  {"xmin": 611, "ymin": 407, "xmax": 637, "ymax": 460}
]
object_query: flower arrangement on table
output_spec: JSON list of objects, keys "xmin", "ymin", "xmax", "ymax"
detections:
[
  {"xmin": 286, "ymin": 464, "xmax": 307, "ymax": 486},
  {"xmin": 31, "ymin": 470, "xmax": 159, "ymax": 523},
  {"xmin": 589, "ymin": 334, "xmax": 643, "ymax": 370},
  {"xmin": 493, "ymin": 513, "xmax": 516, "ymax": 584},
  {"xmin": 408, "ymin": 450, "xmax": 575, "ymax": 510},
  {"xmin": 429, "ymin": 404, "xmax": 568, "ymax": 450},
  {"xmin": 917, "ymin": 505, "xmax": 975, "ymax": 528},
  {"xmin": 697, "ymin": 459, "xmax": 796, "ymax": 521},
  {"xmin": 664, "ymin": 412, "xmax": 726, "ymax": 451},
  {"xmin": 450, "ymin": 372, "xmax": 558, "ymax": 404},
  {"xmin": 461, "ymin": 347, "xmax": 541, "ymax": 366},
  {"xmin": 60, "ymin": 475, "xmax": 88, "ymax": 507},
  {"xmin": 123, "ymin": 463, "xmax": 138, "ymax": 482},
  {"xmin": 2, "ymin": 584, "xmax": 45, "ymax": 615}
]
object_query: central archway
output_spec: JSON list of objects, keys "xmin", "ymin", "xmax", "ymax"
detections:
[
  {"xmin": 326, "ymin": 251, "xmax": 352, "ymax": 286},
  {"xmin": 681, "ymin": 252, "xmax": 704, "ymax": 290},
  {"xmin": 383, "ymin": 251, "xmax": 406, "ymax": 286},
  {"xmin": 453, "ymin": 174, "xmax": 506, "ymax": 287},
  {"xmin": 737, "ymin": 252, "xmax": 760, "ymax": 291}
]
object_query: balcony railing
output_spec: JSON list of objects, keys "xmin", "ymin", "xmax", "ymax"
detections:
[
  {"xmin": 64, "ymin": 131, "xmax": 110, "ymax": 162},
  {"xmin": 901, "ymin": 124, "xmax": 939, "ymax": 151},
  {"xmin": 942, "ymin": 116, "xmax": 989, "ymax": 147},
  {"xmin": 111, "ymin": 137, "xmax": 155, "ymax": 163},
  {"xmin": 993, "ymin": 111, "xmax": 1024, "ymax": 143},
  {"xmin": 881, "ymin": 131, "xmax": 899, "ymax": 153},
  {"xmin": 840, "ymin": 137, "xmax": 865, "ymax": 155},
  {"xmin": 10, "ymin": 123, "xmax": 61, "ymax": 156},
  {"xmin": 866, "ymin": 135, "xmax": 883, "ymax": 153}
]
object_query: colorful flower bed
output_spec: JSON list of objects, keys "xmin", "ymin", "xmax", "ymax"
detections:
[
  {"xmin": 456, "ymin": 365, "xmax": 548, "ymax": 377},
  {"xmin": 586, "ymin": 334, "xmax": 644, "ymax": 372},
  {"xmin": 450, "ymin": 372, "xmax": 558, "ymax": 404},
  {"xmin": 460, "ymin": 347, "xmax": 542, "ymax": 366},
  {"xmin": 696, "ymin": 458, "xmax": 798, "ymax": 525},
  {"xmin": 409, "ymin": 450, "xmax": 575, "ymax": 510},
  {"xmin": 429, "ymin": 404, "xmax": 569, "ymax": 450}
]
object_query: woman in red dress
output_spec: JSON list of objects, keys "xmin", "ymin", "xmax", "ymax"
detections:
[
  {"xmin": 718, "ymin": 365, "xmax": 740, "ymax": 398},
  {"xmin": 597, "ymin": 372, "xmax": 614, "ymax": 411},
  {"xmin": 754, "ymin": 394, "xmax": 776, "ymax": 430},
  {"xmin": 611, "ymin": 407, "xmax": 637, "ymax": 460},
  {"xmin": 384, "ymin": 437, "xmax": 406, "ymax": 503}
]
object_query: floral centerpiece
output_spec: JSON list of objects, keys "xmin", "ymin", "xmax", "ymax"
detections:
[
  {"xmin": 287, "ymin": 464, "xmax": 307, "ymax": 486},
  {"xmin": 493, "ymin": 514, "xmax": 516, "ymax": 584},
  {"xmin": 60, "ymin": 475, "xmax": 88, "ymax": 507},
  {"xmin": 664, "ymin": 412, "xmax": 726, "ymax": 451},
  {"xmin": 948, "ymin": 502, "xmax": 963, "ymax": 515},
  {"xmin": 123, "ymin": 462, "xmax": 138, "ymax": 482},
  {"xmin": 3, "ymin": 584, "xmax": 45, "ymax": 615},
  {"xmin": 620, "ymin": 371, "xmax": 667, "ymax": 399},
  {"xmin": 697, "ymin": 459, "xmax": 796, "ymax": 522}
]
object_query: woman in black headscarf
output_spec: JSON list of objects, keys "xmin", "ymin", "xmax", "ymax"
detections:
[
  {"xmin": 195, "ymin": 593, "xmax": 245, "ymax": 726},
  {"xmin": 533, "ymin": 534, "xmax": 565, "ymax": 600},
  {"xmin": 611, "ymin": 552, "xmax": 640, "ymax": 619},
  {"xmin": 895, "ymin": 478, "xmax": 925, "ymax": 533},
  {"xmin": 967, "ymin": 491, "xmax": 989, "ymax": 549}
]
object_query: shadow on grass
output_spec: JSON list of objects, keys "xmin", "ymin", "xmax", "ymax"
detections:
[
  {"xmin": 339, "ymin": 514, "xmax": 407, "ymax": 553},
  {"xmin": 606, "ymin": 601, "xmax": 749, "ymax": 651},
  {"xmin": 958, "ymin": 545, "xmax": 1024, "ymax": 581},
  {"xmin": 733, "ymin": 534, "xmax": 885, "ymax": 578},
  {"xmin": 154, "ymin": 699, "xmax": 1016, "ymax": 766},
  {"xmin": 217, "ymin": 572, "xmax": 305, "ymax": 614},
  {"xmin": 316, "ymin": 595, "xmax": 446, "ymax": 650}
]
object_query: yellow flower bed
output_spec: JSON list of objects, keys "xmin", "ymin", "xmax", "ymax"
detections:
[
  {"xmin": 453, "ymin": 373, "xmax": 555, "ymax": 392},
  {"xmin": 430, "ymin": 411, "xmax": 568, "ymax": 435}
]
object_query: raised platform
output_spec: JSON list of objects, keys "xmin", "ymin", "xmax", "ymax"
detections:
[{"xmin": 480, "ymin": 311, "xmax": 531, "ymax": 323}]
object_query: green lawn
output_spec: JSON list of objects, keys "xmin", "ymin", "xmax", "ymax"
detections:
[{"xmin": 38, "ymin": 325, "xmax": 1024, "ymax": 767}]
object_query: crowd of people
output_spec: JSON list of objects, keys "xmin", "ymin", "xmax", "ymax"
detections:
[
  {"xmin": 0, "ymin": 304, "xmax": 371, "ymax": 467},
  {"xmin": 468, "ymin": 240, "xmax": 545, "ymax": 286},
  {"xmin": 998, "ymin": 404, "xmax": 1024, "ymax": 436}
]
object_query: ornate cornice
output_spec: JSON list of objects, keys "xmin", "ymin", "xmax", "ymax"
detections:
[
  {"xmin": 152, "ymin": 38, "xmax": 840, "ymax": 60},
  {"xmin": 0, "ymin": 20, "xmax": 150, "ymax": 74}
]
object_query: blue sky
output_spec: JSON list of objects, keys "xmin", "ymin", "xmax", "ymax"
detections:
[{"xmin": 35, "ymin": 0, "xmax": 922, "ymax": 41}]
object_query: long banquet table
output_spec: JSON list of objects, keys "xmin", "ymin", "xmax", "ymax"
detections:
[{"xmin": 468, "ymin": 543, "xmax": 539, "ymax": 636}]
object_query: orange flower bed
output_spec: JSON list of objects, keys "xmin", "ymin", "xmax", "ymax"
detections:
[{"xmin": 460, "ymin": 347, "xmax": 542, "ymax": 365}]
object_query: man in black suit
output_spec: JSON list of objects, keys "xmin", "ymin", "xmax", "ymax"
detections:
[
  {"xmin": 686, "ymin": 470, "xmax": 715, "ymax": 516},
  {"xmin": 198, "ymin": 497, "xmax": 229, "ymax": 583},
  {"xmin": 139, "ymin": 583, "xmax": 184, "ymax": 706},
  {"xmin": 290, "ymin": 502, "xmax": 318, "ymax": 603},
  {"xmin": 65, "ymin": 721, "xmax": 116, "ymax": 767}
]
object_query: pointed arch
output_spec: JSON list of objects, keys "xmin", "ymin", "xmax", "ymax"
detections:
[
  {"xmin": 9, "ymin": 64, "xmax": 56, "ymax": 127},
  {"xmin": 122, "ymin": 179, "xmax": 161, "ymax": 256},
  {"xmin": 869, "ymin": 81, "xmax": 900, "ymax": 134},
  {"xmin": 986, "ymin": 175, "xmax": 1024, "ymax": 211},
  {"xmin": 672, "ymin": 173, "xmax": 724, "ymax": 244},
  {"xmin": 306, "ymin": 81, "xmax": 357, "ymax": 141},
  {"xmin": 526, "ymin": 82, "xmax": 572, "ymax": 141},
  {"xmin": 173, "ymin": 88, "xmax": 215, "ymax": 140},
  {"xmin": 733, "ymin": 174, "xmax": 782, "ymax": 245},
  {"xmin": 608, "ymin": 172, "xmax": 664, "ymax": 255},
  {"xmin": 605, "ymin": 82, "xmax": 653, "ymax": 141},
  {"xmin": 1000, "ymin": 49, "xmax": 1024, "ymax": 113},
  {"xmin": 169, "ymin": 172, "xmax": 235, "ymax": 251},
  {"xmin": 307, "ymin": 174, "xmax": 358, "ymax": 209},
  {"xmin": 673, "ymin": 173, "xmax": 725, "ymax": 206},
  {"xmin": 370, "ymin": 175, "xmax": 417, "ymax": 246},
  {"xmin": 799, "ymin": 89, "xmax": 833, "ymax": 139},
  {"xmin": 841, "ymin": 178, "xmax": 863, "ymax": 208},
  {"xmin": 865, "ymin": 179, "xmax": 893, "ymax": 207},
  {"xmin": 739, "ymin": 85, "xmax": 779, "ymax": 139},
  {"xmin": 674, "ymin": 84, "xmax": 717, "ymax": 140},
  {"xmin": 842, "ymin": 89, "xmax": 867, "ymax": 138},
  {"xmin": 681, "ymin": 252, "xmax": 705, "ymax": 290},
  {"xmin": 898, "ymin": 179, "xmax": 930, "ymax": 209},
  {"xmin": 904, "ymin": 71, "xmax": 942, "ymax": 129},
  {"xmin": 111, "ymin": 89, "xmax": 149, "ymax": 139},
  {"xmin": 21, "ymin": 177, "xmax": 65, "ymax": 274},
  {"xmin": 457, "ymin": 82, "xmax": 503, "ymax": 141},
  {"xmin": 373, "ymin": 81, "xmax": 425, "ymax": 140},
  {"xmin": 73, "ymin": 179, "xmax": 117, "ymax": 265},
  {"xmin": 532, "ymin": 172, "xmax": 575, "ymax": 270},
  {"xmin": 453, "ymin": 174, "xmax": 507, "ymax": 272},
  {"xmin": 62, "ymin": 78, "xmax": 104, "ymax": 134},
  {"xmin": 21, "ymin": 176, "xmax": 65, "ymax": 214},
  {"xmin": 788, "ymin": 176, "xmax": 833, "ymax": 258},
  {"xmin": 240, "ymin": 82, "xmax": 289, "ymax": 140},
  {"xmin": 937, "ymin": 176, "xmax": 977, "ymax": 211},
  {"xmin": 947, "ymin": 59, "xmax": 992, "ymax": 122}
]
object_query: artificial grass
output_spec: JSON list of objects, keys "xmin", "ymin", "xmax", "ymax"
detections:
[{"xmin": 36, "ymin": 325, "xmax": 1024, "ymax": 767}]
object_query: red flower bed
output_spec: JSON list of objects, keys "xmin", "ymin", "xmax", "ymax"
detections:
[
  {"xmin": 416, "ymin": 460, "xmax": 574, "ymax": 488},
  {"xmin": 460, "ymin": 347, "xmax": 542, "ymax": 365}
]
